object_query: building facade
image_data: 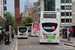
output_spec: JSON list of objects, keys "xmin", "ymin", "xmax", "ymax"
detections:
[
  {"xmin": 22, "ymin": 10, "xmax": 29, "ymax": 18},
  {"xmin": 4, "ymin": 0, "xmax": 7, "ymax": 12},
  {"xmin": 72, "ymin": 0, "xmax": 75, "ymax": 25},
  {"xmin": 0, "ymin": 0, "xmax": 6, "ymax": 27},
  {"xmin": 0, "ymin": 0, "xmax": 4, "ymax": 17},
  {"xmin": 32, "ymin": 2, "xmax": 37, "ymax": 23},
  {"xmin": 60, "ymin": 0, "xmax": 72, "ymax": 26},
  {"xmin": 37, "ymin": 0, "xmax": 57, "ymax": 22}
]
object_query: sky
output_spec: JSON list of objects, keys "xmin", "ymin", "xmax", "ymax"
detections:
[{"xmin": 5, "ymin": 0, "xmax": 60, "ymax": 16}]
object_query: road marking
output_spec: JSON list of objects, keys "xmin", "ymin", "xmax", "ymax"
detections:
[
  {"xmin": 15, "ymin": 39, "xmax": 18, "ymax": 50},
  {"xmin": 11, "ymin": 39, "xmax": 16, "ymax": 50},
  {"xmin": 48, "ymin": 49, "xmax": 50, "ymax": 50},
  {"xmin": 25, "ymin": 46, "xmax": 26, "ymax": 48}
]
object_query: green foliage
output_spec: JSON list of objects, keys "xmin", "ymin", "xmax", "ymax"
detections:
[
  {"xmin": 4, "ymin": 12, "xmax": 17, "ymax": 30},
  {"xmin": 21, "ymin": 16, "xmax": 33, "ymax": 26}
]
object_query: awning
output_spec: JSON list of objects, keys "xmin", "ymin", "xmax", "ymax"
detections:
[{"xmin": 0, "ymin": 16, "xmax": 6, "ymax": 22}]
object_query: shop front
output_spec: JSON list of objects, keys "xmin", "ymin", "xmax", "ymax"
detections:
[{"xmin": 0, "ymin": 16, "xmax": 6, "ymax": 28}]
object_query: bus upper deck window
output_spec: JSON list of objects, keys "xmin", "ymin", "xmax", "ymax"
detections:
[{"xmin": 43, "ymin": 14, "xmax": 56, "ymax": 18}]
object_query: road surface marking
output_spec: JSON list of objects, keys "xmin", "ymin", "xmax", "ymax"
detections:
[
  {"xmin": 11, "ymin": 39, "xmax": 16, "ymax": 50},
  {"xmin": 15, "ymin": 39, "xmax": 18, "ymax": 50},
  {"xmin": 49, "ymin": 49, "xmax": 50, "ymax": 50},
  {"xmin": 25, "ymin": 46, "xmax": 26, "ymax": 48}
]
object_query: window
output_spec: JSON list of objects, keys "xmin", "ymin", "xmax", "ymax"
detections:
[
  {"xmin": 66, "ymin": 19, "xmax": 69, "ymax": 22},
  {"xmin": 4, "ymin": 0, "xmax": 7, "ymax": 4},
  {"xmin": 70, "ymin": 12, "xmax": 72, "ymax": 16},
  {"xmin": 19, "ymin": 27, "xmax": 27, "ymax": 33},
  {"xmin": 16, "ymin": 0, "xmax": 18, "ymax": 1},
  {"xmin": 44, "ymin": 0, "xmax": 55, "ymax": 11},
  {"xmin": 66, "ymin": 0, "xmax": 69, "ymax": 3},
  {"xmin": 61, "ymin": 0, "xmax": 64, "ymax": 3},
  {"xmin": 42, "ymin": 23, "xmax": 57, "ymax": 32},
  {"xmin": 65, "ymin": 6, "xmax": 69, "ymax": 10},
  {"xmin": 28, "ymin": 30, "xmax": 31, "ymax": 32},
  {"xmin": 38, "ymin": 8, "xmax": 40, "ymax": 12},
  {"xmin": 70, "ymin": 19, "xmax": 72, "ymax": 22},
  {"xmin": 70, "ymin": 6, "xmax": 72, "ymax": 10},
  {"xmin": 44, "ymin": 14, "xmax": 56, "ymax": 18},
  {"xmin": 61, "ymin": 6, "xmax": 65, "ymax": 10},
  {"xmin": 61, "ymin": 19, "xmax": 65, "ymax": 23},
  {"xmin": 66, "ymin": 12, "xmax": 69, "ymax": 16},
  {"xmin": 61, "ymin": 12, "xmax": 65, "ymax": 16},
  {"xmin": 4, "ymin": 6, "xmax": 7, "ymax": 11},
  {"xmin": 70, "ymin": 0, "xmax": 72, "ymax": 3}
]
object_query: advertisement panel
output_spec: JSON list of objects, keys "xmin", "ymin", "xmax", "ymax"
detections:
[
  {"xmin": 44, "ymin": 35, "xmax": 56, "ymax": 39},
  {"xmin": 33, "ymin": 23, "xmax": 39, "ymax": 32}
]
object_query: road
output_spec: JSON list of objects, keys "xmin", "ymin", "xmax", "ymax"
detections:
[{"xmin": 14, "ymin": 37, "xmax": 75, "ymax": 50}]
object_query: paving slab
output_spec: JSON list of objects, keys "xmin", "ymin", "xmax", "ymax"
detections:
[
  {"xmin": 0, "ymin": 38, "xmax": 16, "ymax": 50},
  {"xmin": 60, "ymin": 37, "xmax": 75, "ymax": 44}
]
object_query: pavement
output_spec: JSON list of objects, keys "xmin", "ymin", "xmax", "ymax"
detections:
[
  {"xmin": 60, "ymin": 37, "xmax": 75, "ymax": 47},
  {"xmin": 0, "ymin": 38, "xmax": 16, "ymax": 50}
]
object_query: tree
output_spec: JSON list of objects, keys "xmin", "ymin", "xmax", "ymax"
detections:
[
  {"xmin": 4, "ymin": 12, "xmax": 17, "ymax": 30},
  {"xmin": 21, "ymin": 16, "xmax": 33, "ymax": 26}
]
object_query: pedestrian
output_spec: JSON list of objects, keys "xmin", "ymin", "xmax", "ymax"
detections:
[
  {"xmin": 2, "ymin": 30, "xmax": 5, "ymax": 42},
  {"xmin": 60, "ymin": 30, "xmax": 62, "ymax": 37},
  {"xmin": 67, "ymin": 27, "xmax": 73, "ymax": 41}
]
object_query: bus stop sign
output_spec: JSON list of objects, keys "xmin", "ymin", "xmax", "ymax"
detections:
[{"xmin": 67, "ymin": 26, "xmax": 71, "ymax": 29}]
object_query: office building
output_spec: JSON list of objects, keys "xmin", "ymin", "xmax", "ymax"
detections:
[
  {"xmin": 60, "ymin": 0, "xmax": 72, "ymax": 26},
  {"xmin": 72, "ymin": 0, "xmax": 75, "ymax": 37},
  {"xmin": 37, "ymin": 0, "xmax": 57, "ymax": 22},
  {"xmin": 72, "ymin": 0, "xmax": 75, "ymax": 25}
]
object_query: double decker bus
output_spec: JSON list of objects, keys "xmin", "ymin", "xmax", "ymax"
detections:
[
  {"xmin": 40, "ymin": 11, "xmax": 60, "ymax": 43},
  {"xmin": 25, "ymin": 23, "xmax": 39, "ymax": 37},
  {"xmin": 31, "ymin": 23, "xmax": 39, "ymax": 36}
]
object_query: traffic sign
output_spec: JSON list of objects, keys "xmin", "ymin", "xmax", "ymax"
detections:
[{"xmin": 67, "ymin": 26, "xmax": 71, "ymax": 29}]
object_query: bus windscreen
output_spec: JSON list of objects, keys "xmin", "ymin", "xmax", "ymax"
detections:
[{"xmin": 19, "ymin": 27, "xmax": 27, "ymax": 33}]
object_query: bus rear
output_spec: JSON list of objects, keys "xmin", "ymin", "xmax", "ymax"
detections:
[
  {"xmin": 31, "ymin": 23, "xmax": 39, "ymax": 36},
  {"xmin": 18, "ymin": 26, "xmax": 28, "ymax": 39},
  {"xmin": 40, "ymin": 11, "xmax": 60, "ymax": 43}
]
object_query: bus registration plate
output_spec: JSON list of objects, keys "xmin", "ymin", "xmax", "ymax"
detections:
[
  {"xmin": 47, "ymin": 40, "xmax": 52, "ymax": 42},
  {"xmin": 22, "ymin": 36, "xmax": 24, "ymax": 38}
]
